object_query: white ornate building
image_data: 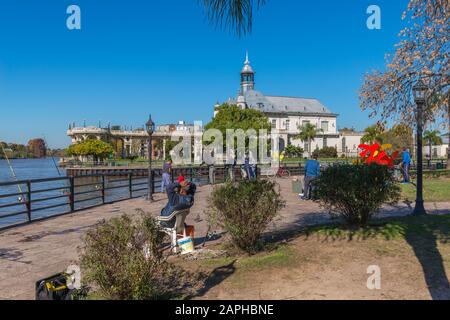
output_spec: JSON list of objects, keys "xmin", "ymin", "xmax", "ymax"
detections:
[{"xmin": 214, "ymin": 53, "xmax": 364, "ymax": 157}]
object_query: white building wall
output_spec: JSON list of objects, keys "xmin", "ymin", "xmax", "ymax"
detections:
[
  {"xmin": 337, "ymin": 134, "xmax": 363, "ymax": 157},
  {"xmin": 423, "ymin": 145, "xmax": 449, "ymax": 158}
]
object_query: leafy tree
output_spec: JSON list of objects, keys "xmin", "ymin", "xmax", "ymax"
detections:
[
  {"xmin": 312, "ymin": 146, "xmax": 338, "ymax": 159},
  {"xmin": 205, "ymin": 104, "xmax": 271, "ymax": 157},
  {"xmin": 284, "ymin": 145, "xmax": 304, "ymax": 158},
  {"xmin": 27, "ymin": 139, "xmax": 47, "ymax": 158},
  {"xmin": 67, "ymin": 140, "xmax": 114, "ymax": 162},
  {"xmin": 359, "ymin": 0, "xmax": 449, "ymax": 166},
  {"xmin": 339, "ymin": 127, "xmax": 356, "ymax": 133},
  {"xmin": 295, "ymin": 123, "xmax": 322, "ymax": 156},
  {"xmin": 0, "ymin": 141, "xmax": 33, "ymax": 159},
  {"xmin": 380, "ymin": 124, "xmax": 414, "ymax": 155},
  {"xmin": 361, "ymin": 124, "xmax": 384, "ymax": 144},
  {"xmin": 423, "ymin": 130, "xmax": 443, "ymax": 160}
]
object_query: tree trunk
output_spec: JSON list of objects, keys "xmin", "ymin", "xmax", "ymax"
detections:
[{"xmin": 447, "ymin": 98, "xmax": 450, "ymax": 169}]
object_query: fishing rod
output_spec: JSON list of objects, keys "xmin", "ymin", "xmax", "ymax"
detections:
[
  {"xmin": 0, "ymin": 141, "xmax": 25, "ymax": 202},
  {"xmin": 42, "ymin": 135, "xmax": 62, "ymax": 176},
  {"xmin": 41, "ymin": 135, "xmax": 71, "ymax": 197}
]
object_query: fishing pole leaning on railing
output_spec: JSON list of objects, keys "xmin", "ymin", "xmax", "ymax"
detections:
[{"xmin": 0, "ymin": 142, "xmax": 26, "ymax": 203}]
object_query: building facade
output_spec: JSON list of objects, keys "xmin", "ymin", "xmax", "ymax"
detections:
[
  {"xmin": 214, "ymin": 53, "xmax": 364, "ymax": 157},
  {"xmin": 66, "ymin": 121, "xmax": 198, "ymax": 160},
  {"xmin": 422, "ymin": 133, "xmax": 449, "ymax": 159}
]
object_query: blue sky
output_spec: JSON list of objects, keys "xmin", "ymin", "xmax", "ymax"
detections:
[{"xmin": 0, "ymin": 0, "xmax": 409, "ymax": 148}]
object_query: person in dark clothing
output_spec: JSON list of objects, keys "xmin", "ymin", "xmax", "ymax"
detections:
[
  {"xmin": 301, "ymin": 154, "xmax": 321, "ymax": 200},
  {"xmin": 160, "ymin": 181, "xmax": 196, "ymax": 228}
]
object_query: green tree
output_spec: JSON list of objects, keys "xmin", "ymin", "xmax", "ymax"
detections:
[
  {"xmin": 205, "ymin": 104, "xmax": 271, "ymax": 157},
  {"xmin": 295, "ymin": 123, "xmax": 321, "ymax": 156},
  {"xmin": 423, "ymin": 130, "xmax": 443, "ymax": 160},
  {"xmin": 67, "ymin": 140, "xmax": 114, "ymax": 163},
  {"xmin": 380, "ymin": 124, "xmax": 414, "ymax": 154},
  {"xmin": 361, "ymin": 125, "xmax": 384, "ymax": 144},
  {"xmin": 312, "ymin": 146, "xmax": 338, "ymax": 159},
  {"xmin": 284, "ymin": 145, "xmax": 304, "ymax": 158}
]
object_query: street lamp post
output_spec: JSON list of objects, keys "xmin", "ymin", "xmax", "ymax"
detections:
[
  {"xmin": 412, "ymin": 79, "xmax": 427, "ymax": 216},
  {"xmin": 146, "ymin": 115, "xmax": 155, "ymax": 202}
]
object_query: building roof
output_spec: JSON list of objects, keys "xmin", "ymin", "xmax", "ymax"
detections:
[{"xmin": 229, "ymin": 89, "xmax": 334, "ymax": 115}]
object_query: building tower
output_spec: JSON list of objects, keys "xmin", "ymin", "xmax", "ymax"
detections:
[{"xmin": 240, "ymin": 51, "xmax": 255, "ymax": 95}]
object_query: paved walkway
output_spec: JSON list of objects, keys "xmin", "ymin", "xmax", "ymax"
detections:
[{"xmin": 0, "ymin": 178, "xmax": 448, "ymax": 299}]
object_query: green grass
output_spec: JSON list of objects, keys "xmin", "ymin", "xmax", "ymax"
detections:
[
  {"xmin": 199, "ymin": 245, "xmax": 297, "ymax": 270},
  {"xmin": 306, "ymin": 214, "xmax": 450, "ymax": 242},
  {"xmin": 401, "ymin": 178, "xmax": 450, "ymax": 202}
]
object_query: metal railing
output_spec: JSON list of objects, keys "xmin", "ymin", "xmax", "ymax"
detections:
[
  {"xmin": 2, "ymin": 160, "xmax": 446, "ymax": 230},
  {"xmin": 0, "ymin": 165, "xmax": 273, "ymax": 229}
]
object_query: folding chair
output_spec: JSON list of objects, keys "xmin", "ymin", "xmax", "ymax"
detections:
[{"xmin": 157, "ymin": 209, "xmax": 191, "ymax": 253}]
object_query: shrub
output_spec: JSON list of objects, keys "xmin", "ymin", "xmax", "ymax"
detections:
[
  {"xmin": 207, "ymin": 180, "xmax": 285, "ymax": 254},
  {"xmin": 284, "ymin": 145, "xmax": 304, "ymax": 158},
  {"xmin": 314, "ymin": 163, "xmax": 401, "ymax": 227},
  {"xmin": 312, "ymin": 146, "xmax": 338, "ymax": 158},
  {"xmin": 80, "ymin": 211, "xmax": 183, "ymax": 300}
]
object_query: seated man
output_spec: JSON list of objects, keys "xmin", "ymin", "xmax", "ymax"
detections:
[{"xmin": 160, "ymin": 180, "xmax": 196, "ymax": 228}]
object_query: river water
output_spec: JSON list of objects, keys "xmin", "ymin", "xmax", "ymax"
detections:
[
  {"xmin": 0, "ymin": 158, "xmax": 65, "ymax": 182},
  {"xmin": 0, "ymin": 158, "xmax": 150, "ymax": 228},
  {"xmin": 0, "ymin": 158, "xmax": 219, "ymax": 228}
]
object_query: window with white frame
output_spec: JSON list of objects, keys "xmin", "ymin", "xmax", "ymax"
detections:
[{"xmin": 271, "ymin": 119, "xmax": 277, "ymax": 129}]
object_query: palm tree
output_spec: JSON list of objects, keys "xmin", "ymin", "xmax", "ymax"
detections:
[
  {"xmin": 423, "ymin": 130, "xmax": 443, "ymax": 160},
  {"xmin": 296, "ymin": 123, "xmax": 322, "ymax": 156},
  {"xmin": 200, "ymin": 0, "xmax": 267, "ymax": 36},
  {"xmin": 361, "ymin": 125, "xmax": 384, "ymax": 144}
]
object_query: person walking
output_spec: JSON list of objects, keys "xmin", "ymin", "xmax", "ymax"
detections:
[
  {"xmin": 401, "ymin": 148, "xmax": 411, "ymax": 183},
  {"xmin": 301, "ymin": 154, "xmax": 321, "ymax": 200},
  {"xmin": 161, "ymin": 159, "xmax": 172, "ymax": 193}
]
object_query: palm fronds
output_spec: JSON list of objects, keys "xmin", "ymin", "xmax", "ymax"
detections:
[{"xmin": 200, "ymin": 0, "xmax": 267, "ymax": 36}]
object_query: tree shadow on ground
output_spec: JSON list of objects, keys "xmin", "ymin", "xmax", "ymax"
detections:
[
  {"xmin": 187, "ymin": 260, "xmax": 237, "ymax": 298},
  {"xmin": 266, "ymin": 211, "xmax": 450, "ymax": 300},
  {"xmin": 403, "ymin": 216, "xmax": 450, "ymax": 300}
]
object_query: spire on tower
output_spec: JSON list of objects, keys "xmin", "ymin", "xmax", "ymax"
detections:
[
  {"xmin": 240, "ymin": 51, "xmax": 255, "ymax": 93},
  {"xmin": 241, "ymin": 51, "xmax": 254, "ymax": 73}
]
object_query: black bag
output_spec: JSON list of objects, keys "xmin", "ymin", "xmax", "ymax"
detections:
[{"xmin": 35, "ymin": 273, "xmax": 73, "ymax": 300}]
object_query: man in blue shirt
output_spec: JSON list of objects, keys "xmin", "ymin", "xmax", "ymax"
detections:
[
  {"xmin": 402, "ymin": 148, "xmax": 411, "ymax": 183},
  {"xmin": 302, "ymin": 154, "xmax": 321, "ymax": 200}
]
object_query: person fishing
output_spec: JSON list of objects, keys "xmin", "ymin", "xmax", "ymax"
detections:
[{"xmin": 159, "ymin": 177, "xmax": 197, "ymax": 228}]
